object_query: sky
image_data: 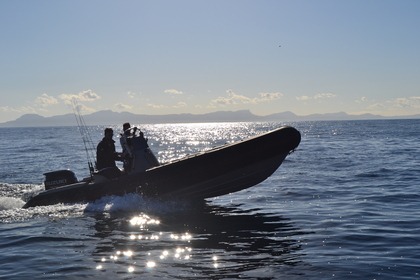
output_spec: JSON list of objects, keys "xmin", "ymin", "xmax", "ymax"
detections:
[{"xmin": 1, "ymin": 0, "xmax": 420, "ymax": 123}]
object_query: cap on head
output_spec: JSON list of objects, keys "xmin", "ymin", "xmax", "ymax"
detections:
[{"xmin": 123, "ymin": 122, "xmax": 131, "ymax": 131}]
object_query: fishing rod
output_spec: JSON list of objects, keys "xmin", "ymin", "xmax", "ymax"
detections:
[{"xmin": 71, "ymin": 99, "xmax": 96, "ymax": 178}]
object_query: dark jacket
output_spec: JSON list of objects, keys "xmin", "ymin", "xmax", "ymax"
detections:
[{"xmin": 96, "ymin": 137, "xmax": 118, "ymax": 170}]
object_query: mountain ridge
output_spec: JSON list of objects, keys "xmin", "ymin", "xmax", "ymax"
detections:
[{"xmin": 0, "ymin": 110, "xmax": 419, "ymax": 127}]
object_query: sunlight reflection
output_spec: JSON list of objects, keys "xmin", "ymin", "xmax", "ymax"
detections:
[
  {"xmin": 123, "ymin": 250, "xmax": 133, "ymax": 257},
  {"xmin": 97, "ymin": 213, "xmax": 198, "ymax": 275},
  {"xmin": 151, "ymin": 122, "xmax": 254, "ymax": 163},
  {"xmin": 174, "ymin": 246, "xmax": 192, "ymax": 260},
  {"xmin": 146, "ymin": 261, "xmax": 156, "ymax": 268},
  {"xmin": 150, "ymin": 234, "xmax": 159, "ymax": 240},
  {"xmin": 170, "ymin": 232, "xmax": 192, "ymax": 242},
  {"xmin": 159, "ymin": 250, "xmax": 169, "ymax": 259},
  {"xmin": 213, "ymin": 255, "xmax": 219, "ymax": 268},
  {"xmin": 129, "ymin": 214, "xmax": 160, "ymax": 229}
]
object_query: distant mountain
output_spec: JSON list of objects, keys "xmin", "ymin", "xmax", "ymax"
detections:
[
  {"xmin": 294, "ymin": 111, "xmax": 384, "ymax": 121},
  {"xmin": 261, "ymin": 111, "xmax": 298, "ymax": 121},
  {"xmin": 0, "ymin": 110, "xmax": 255, "ymax": 127},
  {"xmin": 0, "ymin": 110, "xmax": 419, "ymax": 127},
  {"xmin": 4, "ymin": 113, "xmax": 47, "ymax": 127}
]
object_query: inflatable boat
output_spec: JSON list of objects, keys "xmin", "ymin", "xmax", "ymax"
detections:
[{"xmin": 23, "ymin": 126, "xmax": 301, "ymax": 208}]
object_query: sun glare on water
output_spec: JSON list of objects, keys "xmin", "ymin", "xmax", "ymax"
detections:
[{"xmin": 94, "ymin": 213, "xmax": 201, "ymax": 274}]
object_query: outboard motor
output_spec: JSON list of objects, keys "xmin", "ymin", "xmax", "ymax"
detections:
[{"xmin": 44, "ymin": 170, "xmax": 78, "ymax": 190}]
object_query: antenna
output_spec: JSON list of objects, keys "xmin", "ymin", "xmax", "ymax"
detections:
[{"xmin": 71, "ymin": 99, "xmax": 96, "ymax": 178}]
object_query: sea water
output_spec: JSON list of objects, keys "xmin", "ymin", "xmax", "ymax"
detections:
[{"xmin": 0, "ymin": 120, "xmax": 419, "ymax": 279}]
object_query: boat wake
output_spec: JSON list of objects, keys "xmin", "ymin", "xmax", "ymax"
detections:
[
  {"xmin": 0, "ymin": 183, "xmax": 42, "ymax": 211},
  {"xmin": 0, "ymin": 182, "xmax": 201, "ymax": 223},
  {"xmin": 83, "ymin": 193, "xmax": 197, "ymax": 215},
  {"xmin": 0, "ymin": 196, "xmax": 25, "ymax": 210}
]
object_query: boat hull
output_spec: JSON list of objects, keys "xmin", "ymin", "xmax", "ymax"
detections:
[{"xmin": 23, "ymin": 126, "xmax": 301, "ymax": 208}]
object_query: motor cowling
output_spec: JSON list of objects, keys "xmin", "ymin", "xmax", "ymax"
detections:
[{"xmin": 44, "ymin": 170, "xmax": 78, "ymax": 190}]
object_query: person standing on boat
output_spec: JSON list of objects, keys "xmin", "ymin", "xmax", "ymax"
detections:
[
  {"xmin": 120, "ymin": 122, "xmax": 160, "ymax": 173},
  {"xmin": 96, "ymin": 128, "xmax": 121, "ymax": 170},
  {"xmin": 120, "ymin": 122, "xmax": 134, "ymax": 173}
]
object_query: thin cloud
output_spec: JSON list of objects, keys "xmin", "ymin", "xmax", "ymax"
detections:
[
  {"xmin": 367, "ymin": 96, "xmax": 420, "ymax": 113},
  {"xmin": 210, "ymin": 90, "xmax": 253, "ymax": 106},
  {"xmin": 115, "ymin": 103, "xmax": 133, "ymax": 110},
  {"xmin": 147, "ymin": 101, "xmax": 187, "ymax": 109},
  {"xmin": 314, "ymin": 93, "xmax": 336, "ymax": 99},
  {"xmin": 59, "ymin": 89, "xmax": 101, "ymax": 104},
  {"xmin": 209, "ymin": 90, "xmax": 283, "ymax": 107},
  {"xmin": 3, "ymin": 94, "xmax": 59, "ymax": 116},
  {"xmin": 258, "ymin": 92, "xmax": 283, "ymax": 101},
  {"xmin": 173, "ymin": 101, "xmax": 187, "ymax": 108},
  {"xmin": 355, "ymin": 96, "xmax": 368, "ymax": 103},
  {"xmin": 127, "ymin": 91, "xmax": 137, "ymax": 99},
  {"xmin": 147, "ymin": 103, "xmax": 167, "ymax": 109},
  {"xmin": 296, "ymin": 96, "xmax": 311, "ymax": 101},
  {"xmin": 164, "ymin": 89, "xmax": 184, "ymax": 95},
  {"xmin": 0, "ymin": 105, "xmax": 36, "ymax": 113},
  {"xmin": 297, "ymin": 93, "xmax": 337, "ymax": 101},
  {"xmin": 77, "ymin": 104, "xmax": 96, "ymax": 113},
  {"xmin": 394, "ymin": 96, "xmax": 420, "ymax": 108},
  {"xmin": 35, "ymin": 93, "xmax": 58, "ymax": 107}
]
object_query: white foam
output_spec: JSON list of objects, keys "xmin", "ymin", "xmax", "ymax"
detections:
[
  {"xmin": 0, "ymin": 196, "xmax": 25, "ymax": 210},
  {"xmin": 83, "ymin": 193, "xmax": 196, "ymax": 215}
]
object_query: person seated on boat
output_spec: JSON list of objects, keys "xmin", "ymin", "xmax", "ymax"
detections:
[
  {"xmin": 120, "ymin": 122, "xmax": 134, "ymax": 172},
  {"xmin": 96, "ymin": 128, "xmax": 122, "ymax": 171}
]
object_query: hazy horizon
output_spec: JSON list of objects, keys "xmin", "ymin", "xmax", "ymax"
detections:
[{"xmin": 2, "ymin": 108, "xmax": 419, "ymax": 128}]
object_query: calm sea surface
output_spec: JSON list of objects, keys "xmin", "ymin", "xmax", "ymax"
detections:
[{"xmin": 0, "ymin": 120, "xmax": 419, "ymax": 279}]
